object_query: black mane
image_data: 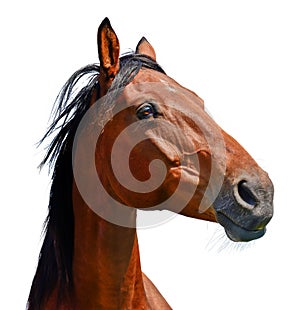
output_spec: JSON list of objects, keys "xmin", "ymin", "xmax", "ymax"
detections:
[{"xmin": 27, "ymin": 54, "xmax": 165, "ymax": 309}]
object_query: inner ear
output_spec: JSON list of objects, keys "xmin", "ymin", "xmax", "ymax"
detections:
[
  {"xmin": 136, "ymin": 37, "xmax": 156, "ymax": 61},
  {"xmin": 97, "ymin": 18, "xmax": 120, "ymax": 80}
]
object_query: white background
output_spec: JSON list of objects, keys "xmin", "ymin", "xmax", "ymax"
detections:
[{"xmin": 1, "ymin": 1, "xmax": 299, "ymax": 309}]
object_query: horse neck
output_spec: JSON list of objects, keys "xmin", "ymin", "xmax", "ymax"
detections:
[{"xmin": 71, "ymin": 182, "xmax": 148, "ymax": 309}]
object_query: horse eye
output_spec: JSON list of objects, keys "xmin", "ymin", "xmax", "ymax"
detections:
[{"xmin": 136, "ymin": 103, "xmax": 157, "ymax": 120}]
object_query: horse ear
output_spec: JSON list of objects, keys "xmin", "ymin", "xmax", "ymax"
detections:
[
  {"xmin": 97, "ymin": 18, "xmax": 120, "ymax": 93},
  {"xmin": 136, "ymin": 37, "xmax": 156, "ymax": 61}
]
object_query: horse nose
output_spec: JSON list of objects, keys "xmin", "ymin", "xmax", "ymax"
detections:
[{"xmin": 234, "ymin": 180, "xmax": 258, "ymax": 210}]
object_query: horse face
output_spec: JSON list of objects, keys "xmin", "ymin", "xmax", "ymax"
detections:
[{"xmin": 99, "ymin": 67, "xmax": 273, "ymax": 241}]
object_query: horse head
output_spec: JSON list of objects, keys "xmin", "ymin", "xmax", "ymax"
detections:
[{"xmin": 73, "ymin": 18, "xmax": 274, "ymax": 242}]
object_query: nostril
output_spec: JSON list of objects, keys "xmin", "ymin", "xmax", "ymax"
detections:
[{"xmin": 237, "ymin": 180, "xmax": 257, "ymax": 207}]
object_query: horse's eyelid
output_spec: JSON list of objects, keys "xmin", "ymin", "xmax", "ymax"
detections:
[{"xmin": 139, "ymin": 101, "xmax": 156, "ymax": 108}]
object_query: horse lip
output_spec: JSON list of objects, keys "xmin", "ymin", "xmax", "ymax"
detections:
[{"xmin": 216, "ymin": 212, "xmax": 266, "ymax": 242}]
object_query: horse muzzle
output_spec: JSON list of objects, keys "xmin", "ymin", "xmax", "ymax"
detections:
[{"xmin": 214, "ymin": 174, "xmax": 274, "ymax": 242}]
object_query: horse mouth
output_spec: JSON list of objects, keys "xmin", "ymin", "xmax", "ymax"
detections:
[{"xmin": 216, "ymin": 212, "xmax": 266, "ymax": 242}]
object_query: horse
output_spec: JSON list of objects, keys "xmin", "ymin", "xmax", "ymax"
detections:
[{"xmin": 28, "ymin": 18, "xmax": 274, "ymax": 309}]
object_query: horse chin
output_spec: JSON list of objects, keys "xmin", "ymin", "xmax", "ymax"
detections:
[{"xmin": 216, "ymin": 212, "xmax": 266, "ymax": 242}]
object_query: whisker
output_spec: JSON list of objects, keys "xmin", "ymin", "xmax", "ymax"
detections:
[{"xmin": 206, "ymin": 226, "xmax": 256, "ymax": 254}]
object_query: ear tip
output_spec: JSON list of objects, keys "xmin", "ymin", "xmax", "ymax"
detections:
[
  {"xmin": 138, "ymin": 37, "xmax": 149, "ymax": 44},
  {"xmin": 99, "ymin": 17, "xmax": 111, "ymax": 29}
]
